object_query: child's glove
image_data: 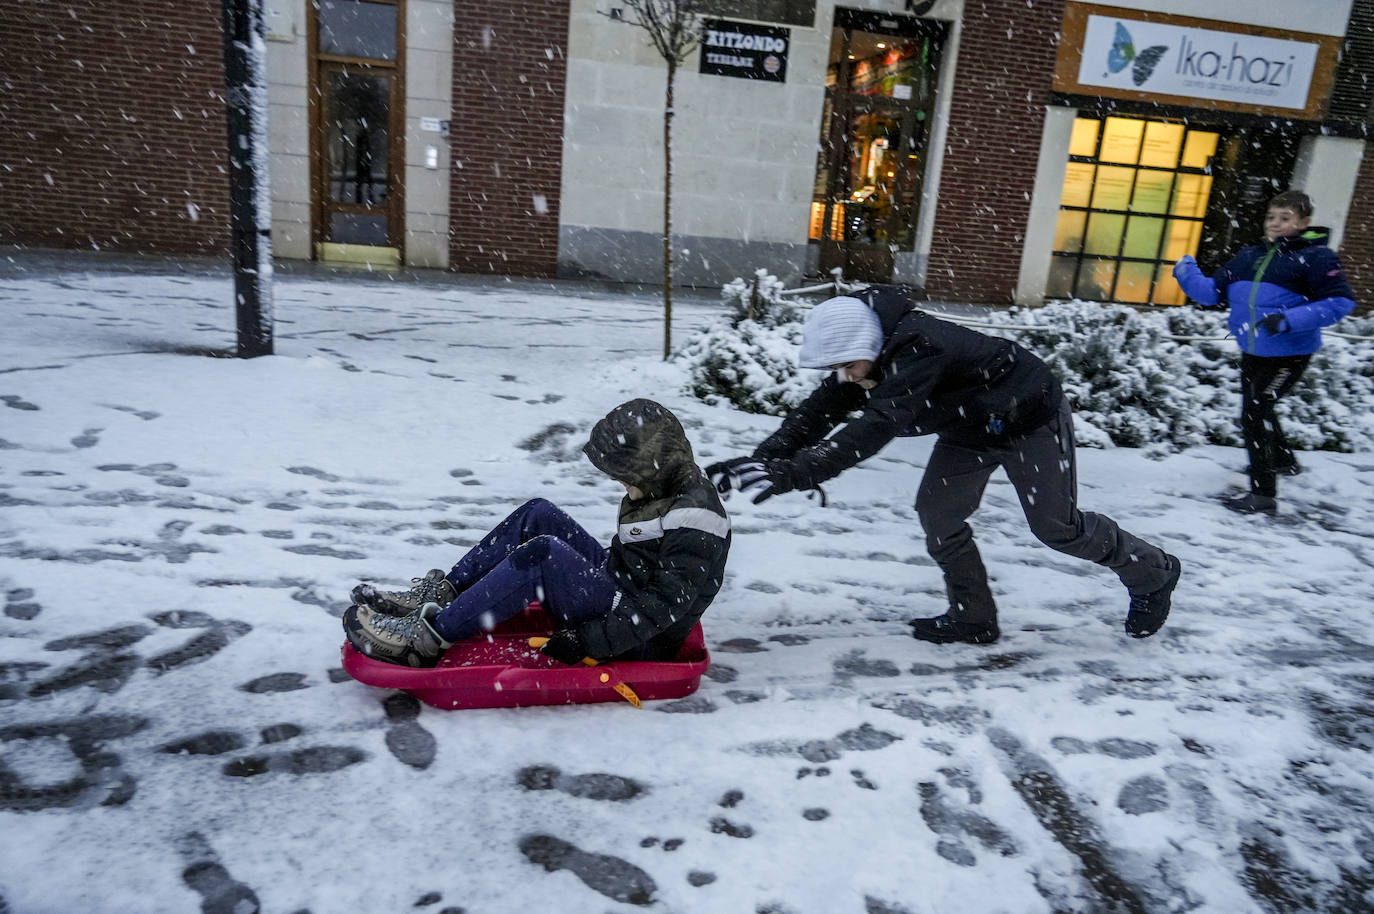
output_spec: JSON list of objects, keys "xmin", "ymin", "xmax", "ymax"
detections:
[
  {"xmin": 743, "ymin": 459, "xmax": 796, "ymax": 504},
  {"xmin": 1257, "ymin": 313, "xmax": 1288, "ymax": 334},
  {"xmin": 706, "ymin": 456, "xmax": 791, "ymax": 502},
  {"xmin": 539, "ymin": 629, "xmax": 587, "ymax": 665},
  {"xmin": 705, "ymin": 456, "xmax": 759, "ymax": 497},
  {"xmin": 1171, "ymin": 255, "xmax": 1197, "ymax": 279}
]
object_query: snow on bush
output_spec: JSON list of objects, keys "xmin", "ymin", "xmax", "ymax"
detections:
[
  {"xmin": 676, "ymin": 280, "xmax": 1374, "ymax": 453},
  {"xmin": 676, "ymin": 270, "xmax": 815, "ymax": 415}
]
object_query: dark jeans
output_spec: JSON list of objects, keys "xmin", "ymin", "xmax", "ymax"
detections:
[
  {"xmin": 915, "ymin": 400, "xmax": 1172, "ymax": 626},
  {"xmin": 431, "ymin": 498, "xmax": 618, "ymax": 643},
  {"xmin": 1240, "ymin": 352, "xmax": 1310, "ymax": 497}
]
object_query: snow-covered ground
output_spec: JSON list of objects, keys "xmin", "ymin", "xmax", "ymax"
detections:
[{"xmin": 1, "ymin": 256, "xmax": 1372, "ymax": 914}]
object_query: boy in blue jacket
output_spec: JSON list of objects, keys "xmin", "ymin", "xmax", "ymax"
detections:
[{"xmin": 1173, "ymin": 190, "xmax": 1356, "ymax": 514}]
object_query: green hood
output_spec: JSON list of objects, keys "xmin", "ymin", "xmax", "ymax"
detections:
[{"xmin": 582, "ymin": 399, "xmax": 696, "ymax": 499}]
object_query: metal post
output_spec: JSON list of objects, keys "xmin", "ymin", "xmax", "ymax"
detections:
[{"xmin": 222, "ymin": 0, "xmax": 273, "ymax": 357}]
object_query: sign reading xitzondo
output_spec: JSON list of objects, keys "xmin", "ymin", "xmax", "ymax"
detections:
[{"xmin": 699, "ymin": 18, "xmax": 790, "ymax": 83}]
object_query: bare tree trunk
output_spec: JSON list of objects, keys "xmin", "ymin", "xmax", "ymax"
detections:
[{"xmin": 662, "ymin": 61, "xmax": 675, "ymax": 361}]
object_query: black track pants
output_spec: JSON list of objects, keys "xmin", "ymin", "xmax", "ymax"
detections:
[
  {"xmin": 1240, "ymin": 352, "xmax": 1310, "ymax": 497},
  {"xmin": 915, "ymin": 401, "xmax": 1172, "ymax": 625}
]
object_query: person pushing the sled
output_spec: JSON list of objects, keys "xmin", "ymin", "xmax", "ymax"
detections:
[
  {"xmin": 344, "ymin": 399, "xmax": 731, "ymax": 668},
  {"xmin": 707, "ymin": 287, "xmax": 1180, "ymax": 645}
]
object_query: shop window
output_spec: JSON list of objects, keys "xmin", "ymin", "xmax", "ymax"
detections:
[
  {"xmin": 809, "ymin": 10, "xmax": 946, "ymax": 282},
  {"xmin": 1050, "ymin": 115, "xmax": 1219, "ymax": 306},
  {"xmin": 317, "ymin": 0, "xmax": 398, "ymax": 60}
]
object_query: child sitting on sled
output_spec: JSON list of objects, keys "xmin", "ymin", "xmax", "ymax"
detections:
[{"xmin": 343, "ymin": 399, "xmax": 732, "ymax": 668}]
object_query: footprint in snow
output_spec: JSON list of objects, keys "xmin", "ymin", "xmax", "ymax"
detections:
[
  {"xmin": 519, "ymin": 834, "xmax": 657, "ymax": 906},
  {"xmin": 382, "ymin": 692, "xmax": 436, "ymax": 770},
  {"xmin": 917, "ymin": 781, "xmax": 1019, "ymax": 865},
  {"xmin": 516, "ymin": 764, "xmax": 644, "ymax": 801},
  {"xmin": 5, "ymin": 587, "xmax": 41, "ymax": 620},
  {"xmin": 832, "ymin": 650, "xmax": 901, "ymax": 679},
  {"xmin": 178, "ymin": 832, "xmax": 261, "ymax": 914},
  {"xmin": 103, "ymin": 403, "xmax": 160, "ymax": 420},
  {"xmin": 1117, "ymin": 774, "xmax": 1170, "ymax": 815},
  {"xmin": 1051, "ymin": 736, "xmax": 1157, "ymax": 759},
  {"xmin": 714, "ymin": 637, "xmax": 767, "ymax": 654},
  {"xmin": 222, "ymin": 745, "xmax": 367, "ymax": 778},
  {"xmin": 238, "ymin": 672, "xmax": 309, "ymax": 693}
]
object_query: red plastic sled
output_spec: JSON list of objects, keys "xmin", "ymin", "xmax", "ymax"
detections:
[{"xmin": 340, "ymin": 603, "xmax": 710, "ymax": 710}]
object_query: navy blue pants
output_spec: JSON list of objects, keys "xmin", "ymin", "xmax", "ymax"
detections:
[{"xmin": 431, "ymin": 498, "xmax": 618, "ymax": 643}]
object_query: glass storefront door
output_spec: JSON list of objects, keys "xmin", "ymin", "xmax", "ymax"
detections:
[
  {"xmin": 811, "ymin": 9, "xmax": 945, "ymax": 282},
  {"xmin": 1049, "ymin": 115, "xmax": 1219, "ymax": 305},
  {"xmin": 310, "ymin": 0, "xmax": 405, "ymax": 258}
]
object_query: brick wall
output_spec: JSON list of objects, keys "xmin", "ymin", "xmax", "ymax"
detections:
[
  {"xmin": 925, "ymin": 0, "xmax": 1065, "ymax": 304},
  {"xmin": 1339, "ymin": 143, "xmax": 1374, "ymax": 314},
  {"xmin": 0, "ymin": 1, "xmax": 229, "ymax": 253},
  {"xmin": 448, "ymin": 1, "xmax": 569, "ymax": 276}
]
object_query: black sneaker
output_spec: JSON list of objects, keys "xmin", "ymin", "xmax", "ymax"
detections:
[
  {"xmin": 351, "ymin": 568, "xmax": 457, "ymax": 617},
  {"xmin": 1125, "ymin": 554, "xmax": 1181, "ymax": 638},
  {"xmin": 1222, "ymin": 492, "xmax": 1277, "ymax": 515},
  {"xmin": 909, "ymin": 613, "xmax": 1000, "ymax": 645}
]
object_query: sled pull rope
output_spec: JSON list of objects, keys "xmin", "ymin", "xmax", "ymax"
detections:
[{"xmin": 527, "ymin": 637, "xmax": 644, "ymax": 709}]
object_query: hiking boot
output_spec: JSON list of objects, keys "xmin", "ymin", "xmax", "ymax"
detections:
[
  {"xmin": 1222, "ymin": 492, "xmax": 1278, "ymax": 515},
  {"xmin": 343, "ymin": 602, "xmax": 452, "ymax": 668},
  {"xmin": 351, "ymin": 568, "xmax": 457, "ymax": 617},
  {"xmin": 1125, "ymin": 554, "xmax": 1181, "ymax": 638},
  {"xmin": 909, "ymin": 613, "xmax": 1000, "ymax": 645}
]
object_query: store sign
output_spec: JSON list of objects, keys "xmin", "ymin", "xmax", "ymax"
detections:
[
  {"xmin": 1076, "ymin": 15, "xmax": 1318, "ymax": 111},
  {"xmin": 699, "ymin": 18, "xmax": 789, "ymax": 83}
]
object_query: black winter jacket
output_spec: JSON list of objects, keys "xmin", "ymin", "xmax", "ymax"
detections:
[
  {"xmin": 756, "ymin": 286, "xmax": 1062, "ymax": 487},
  {"xmin": 580, "ymin": 399, "xmax": 731, "ymax": 661}
]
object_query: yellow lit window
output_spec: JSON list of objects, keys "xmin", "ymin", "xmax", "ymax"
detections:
[
  {"xmin": 1089, "ymin": 166, "xmax": 1135, "ymax": 211},
  {"xmin": 1180, "ymin": 131, "xmax": 1219, "ymax": 169},
  {"xmin": 1054, "ymin": 115, "xmax": 1217, "ymax": 306},
  {"xmin": 1068, "ymin": 118, "xmax": 1100, "ymax": 157},
  {"xmin": 1139, "ymin": 122, "xmax": 1184, "ymax": 168},
  {"xmin": 1061, "ymin": 162, "xmax": 1096, "ymax": 208},
  {"xmin": 1099, "ymin": 117, "xmax": 1145, "ymax": 164}
]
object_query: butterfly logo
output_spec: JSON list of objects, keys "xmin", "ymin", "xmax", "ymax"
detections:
[{"xmin": 1107, "ymin": 22, "xmax": 1168, "ymax": 86}]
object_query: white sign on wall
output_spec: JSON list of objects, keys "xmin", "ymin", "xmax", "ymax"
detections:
[{"xmin": 1076, "ymin": 15, "xmax": 1319, "ymax": 110}]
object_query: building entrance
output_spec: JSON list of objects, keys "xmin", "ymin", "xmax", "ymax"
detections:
[
  {"xmin": 309, "ymin": 0, "xmax": 406, "ymax": 263},
  {"xmin": 810, "ymin": 9, "xmax": 945, "ymax": 282}
]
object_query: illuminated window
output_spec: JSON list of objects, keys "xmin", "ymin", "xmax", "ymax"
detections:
[{"xmin": 1049, "ymin": 115, "xmax": 1219, "ymax": 306}]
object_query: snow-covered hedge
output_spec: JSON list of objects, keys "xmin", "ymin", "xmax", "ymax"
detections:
[
  {"xmin": 676, "ymin": 270, "xmax": 813, "ymax": 415},
  {"xmin": 676, "ymin": 278, "xmax": 1374, "ymax": 452}
]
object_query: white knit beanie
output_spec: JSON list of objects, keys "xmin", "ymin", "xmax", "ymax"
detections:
[{"xmin": 798, "ymin": 296, "xmax": 884, "ymax": 369}]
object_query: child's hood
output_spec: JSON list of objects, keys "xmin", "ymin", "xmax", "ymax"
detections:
[{"xmin": 583, "ymin": 399, "xmax": 696, "ymax": 497}]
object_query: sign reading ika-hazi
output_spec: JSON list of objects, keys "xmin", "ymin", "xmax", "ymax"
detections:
[
  {"xmin": 699, "ymin": 18, "xmax": 790, "ymax": 83},
  {"xmin": 1076, "ymin": 14, "xmax": 1319, "ymax": 111}
]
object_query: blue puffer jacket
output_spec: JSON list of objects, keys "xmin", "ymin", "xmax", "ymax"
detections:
[{"xmin": 1172, "ymin": 227, "xmax": 1356, "ymax": 357}]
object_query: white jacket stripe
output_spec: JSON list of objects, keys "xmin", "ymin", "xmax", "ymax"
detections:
[
  {"xmin": 664, "ymin": 507, "xmax": 730, "ymax": 539},
  {"xmin": 618, "ymin": 507, "xmax": 729, "ymax": 543}
]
